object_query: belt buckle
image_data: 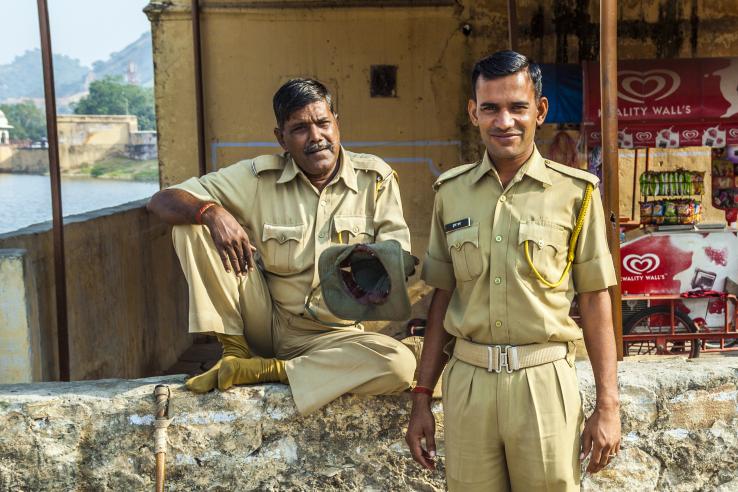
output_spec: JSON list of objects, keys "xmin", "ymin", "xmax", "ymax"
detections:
[{"xmin": 487, "ymin": 345, "xmax": 519, "ymax": 373}]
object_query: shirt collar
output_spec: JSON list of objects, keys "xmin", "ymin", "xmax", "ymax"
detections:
[
  {"xmin": 471, "ymin": 146, "xmax": 552, "ymax": 188},
  {"xmin": 277, "ymin": 146, "xmax": 358, "ymax": 192}
]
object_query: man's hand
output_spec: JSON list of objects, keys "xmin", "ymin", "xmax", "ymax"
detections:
[
  {"xmin": 580, "ymin": 404, "xmax": 621, "ymax": 473},
  {"xmin": 405, "ymin": 394, "xmax": 437, "ymax": 470},
  {"xmin": 201, "ymin": 205, "xmax": 256, "ymax": 276}
]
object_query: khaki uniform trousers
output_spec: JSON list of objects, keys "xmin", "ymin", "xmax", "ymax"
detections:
[
  {"xmin": 443, "ymin": 356, "xmax": 584, "ymax": 492},
  {"xmin": 172, "ymin": 225, "xmax": 416, "ymax": 415}
]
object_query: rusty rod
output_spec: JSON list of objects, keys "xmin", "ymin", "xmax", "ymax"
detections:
[
  {"xmin": 507, "ymin": 0, "xmax": 519, "ymax": 51},
  {"xmin": 37, "ymin": 0, "xmax": 70, "ymax": 381},
  {"xmin": 600, "ymin": 0, "xmax": 623, "ymax": 360},
  {"xmin": 191, "ymin": 0, "xmax": 207, "ymax": 177}
]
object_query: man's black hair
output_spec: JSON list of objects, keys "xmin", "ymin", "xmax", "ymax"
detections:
[
  {"xmin": 470, "ymin": 50, "xmax": 543, "ymax": 100},
  {"xmin": 273, "ymin": 78, "xmax": 335, "ymax": 128}
]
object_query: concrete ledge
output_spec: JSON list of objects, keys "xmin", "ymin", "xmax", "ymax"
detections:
[{"xmin": 0, "ymin": 358, "xmax": 736, "ymax": 490}]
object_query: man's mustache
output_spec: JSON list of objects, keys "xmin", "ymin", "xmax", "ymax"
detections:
[{"xmin": 305, "ymin": 141, "xmax": 334, "ymax": 154}]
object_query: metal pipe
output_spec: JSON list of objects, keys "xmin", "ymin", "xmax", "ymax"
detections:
[
  {"xmin": 507, "ymin": 0, "xmax": 519, "ymax": 51},
  {"xmin": 37, "ymin": 0, "xmax": 70, "ymax": 381},
  {"xmin": 192, "ymin": 0, "xmax": 207, "ymax": 177},
  {"xmin": 600, "ymin": 0, "xmax": 623, "ymax": 360}
]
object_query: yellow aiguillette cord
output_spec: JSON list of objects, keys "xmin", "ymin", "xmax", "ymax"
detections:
[{"xmin": 524, "ymin": 183, "xmax": 594, "ymax": 288}]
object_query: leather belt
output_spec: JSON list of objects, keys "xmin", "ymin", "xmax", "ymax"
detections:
[{"xmin": 453, "ymin": 338, "xmax": 568, "ymax": 373}]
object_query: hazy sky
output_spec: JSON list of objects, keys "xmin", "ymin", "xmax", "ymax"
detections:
[{"xmin": 0, "ymin": 0, "xmax": 150, "ymax": 66}]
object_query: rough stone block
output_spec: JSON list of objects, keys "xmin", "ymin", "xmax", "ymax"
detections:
[{"xmin": 0, "ymin": 358, "xmax": 736, "ymax": 490}]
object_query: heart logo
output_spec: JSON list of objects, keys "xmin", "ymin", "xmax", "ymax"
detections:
[
  {"xmin": 729, "ymin": 128, "xmax": 738, "ymax": 138},
  {"xmin": 618, "ymin": 70, "xmax": 681, "ymax": 104},
  {"xmin": 682, "ymin": 129, "xmax": 699, "ymax": 140},
  {"xmin": 623, "ymin": 253, "xmax": 660, "ymax": 275},
  {"xmin": 635, "ymin": 131, "xmax": 653, "ymax": 141}
]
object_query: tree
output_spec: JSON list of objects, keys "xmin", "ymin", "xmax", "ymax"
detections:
[
  {"xmin": 0, "ymin": 101, "xmax": 47, "ymax": 142},
  {"xmin": 73, "ymin": 76, "xmax": 156, "ymax": 130}
]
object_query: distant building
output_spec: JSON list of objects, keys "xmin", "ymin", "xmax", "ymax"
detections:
[
  {"xmin": 0, "ymin": 110, "xmax": 13, "ymax": 145},
  {"xmin": 126, "ymin": 62, "xmax": 139, "ymax": 86}
]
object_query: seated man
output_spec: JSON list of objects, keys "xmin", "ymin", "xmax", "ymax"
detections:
[{"xmin": 148, "ymin": 78, "xmax": 416, "ymax": 415}]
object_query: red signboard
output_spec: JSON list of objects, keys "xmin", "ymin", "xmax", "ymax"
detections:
[
  {"xmin": 583, "ymin": 58, "xmax": 738, "ymax": 124},
  {"xmin": 585, "ymin": 121, "xmax": 738, "ymax": 148}
]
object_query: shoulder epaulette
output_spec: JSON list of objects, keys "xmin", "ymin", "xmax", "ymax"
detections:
[
  {"xmin": 348, "ymin": 151, "xmax": 392, "ymax": 175},
  {"xmin": 544, "ymin": 159, "xmax": 600, "ymax": 186},
  {"xmin": 432, "ymin": 162, "xmax": 479, "ymax": 190},
  {"xmin": 251, "ymin": 154, "xmax": 286, "ymax": 176}
]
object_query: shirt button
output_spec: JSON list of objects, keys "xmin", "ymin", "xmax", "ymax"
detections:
[
  {"xmin": 280, "ymin": 234, "xmax": 286, "ymax": 241},
  {"xmin": 537, "ymin": 239, "xmax": 545, "ymax": 247},
  {"xmin": 499, "ymin": 195, "xmax": 507, "ymax": 203},
  {"xmin": 495, "ymin": 235, "xmax": 503, "ymax": 242},
  {"xmin": 495, "ymin": 320, "xmax": 502, "ymax": 328},
  {"xmin": 320, "ymin": 200, "xmax": 327, "ymax": 206},
  {"xmin": 319, "ymin": 232, "xmax": 325, "ymax": 238},
  {"xmin": 494, "ymin": 276, "xmax": 502, "ymax": 285},
  {"xmin": 353, "ymin": 226, "xmax": 359, "ymax": 233}
]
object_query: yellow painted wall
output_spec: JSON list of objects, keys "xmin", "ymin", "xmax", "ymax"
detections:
[
  {"xmin": 147, "ymin": 0, "xmax": 738, "ymax": 253},
  {"xmin": 56, "ymin": 115, "xmax": 137, "ymax": 170},
  {"xmin": 146, "ymin": 0, "xmax": 510, "ymax": 254}
]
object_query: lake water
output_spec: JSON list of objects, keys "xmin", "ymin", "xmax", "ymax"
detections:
[{"xmin": 0, "ymin": 174, "xmax": 160, "ymax": 234}]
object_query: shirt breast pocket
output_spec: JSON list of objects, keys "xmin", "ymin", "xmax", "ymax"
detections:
[
  {"xmin": 446, "ymin": 224, "xmax": 483, "ymax": 282},
  {"xmin": 517, "ymin": 221, "xmax": 570, "ymax": 291},
  {"xmin": 333, "ymin": 215, "xmax": 374, "ymax": 245},
  {"xmin": 261, "ymin": 223, "xmax": 305, "ymax": 274}
]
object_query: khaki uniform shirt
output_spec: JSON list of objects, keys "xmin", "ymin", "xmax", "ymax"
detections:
[
  {"xmin": 171, "ymin": 147, "xmax": 411, "ymax": 323},
  {"xmin": 421, "ymin": 147, "xmax": 617, "ymax": 345}
]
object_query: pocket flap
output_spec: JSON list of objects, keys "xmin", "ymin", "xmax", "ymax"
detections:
[
  {"xmin": 333, "ymin": 215, "xmax": 374, "ymax": 237},
  {"xmin": 262, "ymin": 223, "xmax": 304, "ymax": 244},
  {"xmin": 447, "ymin": 224, "xmax": 479, "ymax": 251},
  {"xmin": 518, "ymin": 221, "xmax": 568, "ymax": 251}
]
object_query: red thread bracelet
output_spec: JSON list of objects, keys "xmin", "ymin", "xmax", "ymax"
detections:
[
  {"xmin": 196, "ymin": 202, "xmax": 217, "ymax": 224},
  {"xmin": 411, "ymin": 385, "xmax": 434, "ymax": 396}
]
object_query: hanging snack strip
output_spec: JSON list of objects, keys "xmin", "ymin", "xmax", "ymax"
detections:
[
  {"xmin": 640, "ymin": 198, "xmax": 702, "ymax": 225},
  {"xmin": 639, "ymin": 170, "xmax": 705, "ymax": 196}
]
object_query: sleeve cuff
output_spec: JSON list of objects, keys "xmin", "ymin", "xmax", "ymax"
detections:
[
  {"xmin": 573, "ymin": 254, "xmax": 618, "ymax": 293},
  {"xmin": 168, "ymin": 177, "xmax": 219, "ymax": 204},
  {"xmin": 421, "ymin": 254, "xmax": 455, "ymax": 291}
]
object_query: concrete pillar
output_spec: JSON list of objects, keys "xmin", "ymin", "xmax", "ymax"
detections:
[{"xmin": 0, "ymin": 249, "xmax": 41, "ymax": 383}]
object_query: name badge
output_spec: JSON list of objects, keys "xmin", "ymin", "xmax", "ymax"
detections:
[{"xmin": 445, "ymin": 218, "xmax": 471, "ymax": 233}]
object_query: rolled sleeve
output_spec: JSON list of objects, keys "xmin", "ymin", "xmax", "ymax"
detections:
[
  {"xmin": 572, "ymin": 188, "xmax": 617, "ymax": 293},
  {"xmin": 168, "ymin": 177, "xmax": 219, "ymax": 204},
  {"xmin": 421, "ymin": 253, "xmax": 455, "ymax": 291},
  {"xmin": 421, "ymin": 192, "xmax": 455, "ymax": 291},
  {"xmin": 167, "ymin": 160, "xmax": 257, "ymax": 222},
  {"xmin": 573, "ymin": 254, "xmax": 617, "ymax": 292}
]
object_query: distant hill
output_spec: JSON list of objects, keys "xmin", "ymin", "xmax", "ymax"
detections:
[
  {"xmin": 0, "ymin": 31, "xmax": 153, "ymax": 104},
  {"xmin": 0, "ymin": 50, "xmax": 89, "ymax": 101},
  {"xmin": 92, "ymin": 32, "xmax": 153, "ymax": 87}
]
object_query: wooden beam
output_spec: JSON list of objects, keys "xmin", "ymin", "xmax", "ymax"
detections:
[{"xmin": 600, "ymin": 0, "xmax": 623, "ymax": 360}]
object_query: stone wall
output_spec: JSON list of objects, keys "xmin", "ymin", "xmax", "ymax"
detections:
[
  {"xmin": 0, "ymin": 357, "xmax": 735, "ymax": 490},
  {"xmin": 0, "ymin": 148, "xmax": 49, "ymax": 174},
  {"xmin": 0, "ymin": 202, "xmax": 191, "ymax": 381}
]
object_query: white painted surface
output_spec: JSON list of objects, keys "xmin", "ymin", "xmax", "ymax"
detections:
[{"xmin": 0, "ymin": 250, "xmax": 33, "ymax": 383}]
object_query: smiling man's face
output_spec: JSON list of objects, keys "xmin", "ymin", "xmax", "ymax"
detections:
[
  {"xmin": 274, "ymin": 100, "xmax": 341, "ymax": 179},
  {"xmin": 468, "ymin": 70, "xmax": 548, "ymax": 164}
]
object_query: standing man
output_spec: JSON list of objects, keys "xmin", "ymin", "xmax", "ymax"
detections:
[
  {"xmin": 148, "ymin": 78, "xmax": 416, "ymax": 415},
  {"xmin": 405, "ymin": 51, "xmax": 621, "ymax": 490}
]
